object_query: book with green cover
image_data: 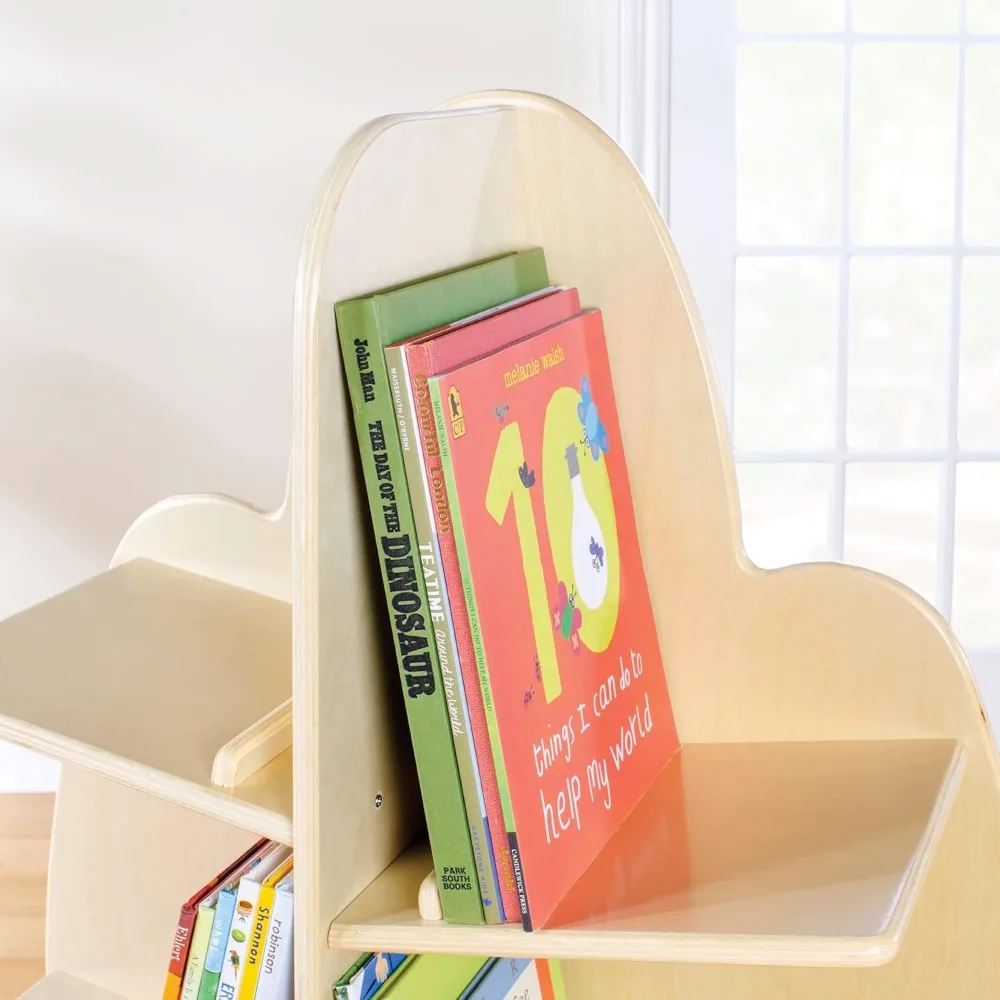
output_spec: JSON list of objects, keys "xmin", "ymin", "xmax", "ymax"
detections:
[
  {"xmin": 179, "ymin": 901, "xmax": 215, "ymax": 1000},
  {"xmin": 378, "ymin": 954, "xmax": 490, "ymax": 1000},
  {"xmin": 335, "ymin": 248, "xmax": 549, "ymax": 925}
]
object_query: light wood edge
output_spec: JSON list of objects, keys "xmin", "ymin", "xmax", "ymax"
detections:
[
  {"xmin": 291, "ymin": 109, "xmax": 402, "ymax": 1000},
  {"xmin": 0, "ymin": 713, "xmax": 292, "ymax": 845},
  {"xmin": 416, "ymin": 870, "xmax": 442, "ymax": 922},
  {"xmin": 331, "ymin": 927, "xmax": 898, "ymax": 968},
  {"xmin": 875, "ymin": 740, "xmax": 968, "ymax": 953},
  {"xmin": 210, "ymin": 698, "xmax": 292, "ymax": 788},
  {"xmin": 328, "ymin": 921, "xmax": 895, "ymax": 969}
]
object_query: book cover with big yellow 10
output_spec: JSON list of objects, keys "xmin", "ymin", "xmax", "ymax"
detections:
[{"xmin": 428, "ymin": 307, "xmax": 680, "ymax": 931}]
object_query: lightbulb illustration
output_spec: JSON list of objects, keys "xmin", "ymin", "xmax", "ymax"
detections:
[{"xmin": 565, "ymin": 442, "xmax": 607, "ymax": 609}]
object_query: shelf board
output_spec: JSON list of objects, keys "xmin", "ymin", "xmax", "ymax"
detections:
[
  {"xmin": 0, "ymin": 558, "xmax": 292, "ymax": 843},
  {"xmin": 17, "ymin": 973, "xmax": 127, "ymax": 1000},
  {"xmin": 327, "ymin": 738, "xmax": 964, "ymax": 966}
]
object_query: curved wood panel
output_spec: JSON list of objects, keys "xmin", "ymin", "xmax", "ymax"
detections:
[
  {"xmin": 112, "ymin": 492, "xmax": 291, "ymax": 602},
  {"xmin": 295, "ymin": 90, "xmax": 1000, "ymax": 997}
]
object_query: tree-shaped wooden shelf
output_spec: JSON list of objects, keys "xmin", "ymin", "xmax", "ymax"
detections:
[{"xmin": 0, "ymin": 90, "xmax": 996, "ymax": 1000}]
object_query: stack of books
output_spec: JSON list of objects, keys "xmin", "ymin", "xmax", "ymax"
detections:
[
  {"xmin": 336, "ymin": 248, "xmax": 681, "ymax": 930},
  {"xmin": 333, "ymin": 953, "xmax": 566, "ymax": 1000},
  {"xmin": 162, "ymin": 839, "xmax": 294, "ymax": 1000}
]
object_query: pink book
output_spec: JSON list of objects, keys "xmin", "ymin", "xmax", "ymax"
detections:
[{"xmin": 386, "ymin": 287, "xmax": 581, "ymax": 922}]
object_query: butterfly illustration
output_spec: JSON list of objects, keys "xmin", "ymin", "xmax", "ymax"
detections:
[
  {"xmin": 552, "ymin": 581, "xmax": 583, "ymax": 654},
  {"xmin": 518, "ymin": 461, "xmax": 536, "ymax": 488},
  {"xmin": 590, "ymin": 536, "xmax": 605, "ymax": 570},
  {"xmin": 578, "ymin": 376, "xmax": 610, "ymax": 460},
  {"xmin": 494, "ymin": 403, "xmax": 509, "ymax": 424}
]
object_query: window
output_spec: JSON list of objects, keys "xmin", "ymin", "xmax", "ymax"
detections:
[{"xmin": 647, "ymin": 0, "xmax": 1000, "ymax": 668}]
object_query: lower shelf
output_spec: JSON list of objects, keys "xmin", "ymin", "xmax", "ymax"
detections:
[
  {"xmin": 327, "ymin": 738, "xmax": 964, "ymax": 967},
  {"xmin": 18, "ymin": 974, "xmax": 126, "ymax": 1000},
  {"xmin": 0, "ymin": 558, "xmax": 293, "ymax": 842}
]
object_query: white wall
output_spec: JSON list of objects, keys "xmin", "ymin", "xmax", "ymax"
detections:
[{"xmin": 0, "ymin": 1, "xmax": 608, "ymax": 790}]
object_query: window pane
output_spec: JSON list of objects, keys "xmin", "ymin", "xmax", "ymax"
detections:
[
  {"xmin": 738, "ymin": 463, "xmax": 832, "ymax": 568},
  {"xmin": 738, "ymin": 0, "xmax": 844, "ymax": 32},
  {"xmin": 735, "ymin": 257, "xmax": 838, "ymax": 448},
  {"xmin": 965, "ymin": 47, "xmax": 1000, "ymax": 245},
  {"xmin": 954, "ymin": 463, "xmax": 1000, "ymax": 645},
  {"xmin": 960, "ymin": 258, "xmax": 1000, "ymax": 446},
  {"xmin": 844, "ymin": 463, "xmax": 940, "ymax": 605},
  {"xmin": 968, "ymin": 0, "xmax": 1000, "ymax": 33},
  {"xmin": 738, "ymin": 44, "xmax": 844, "ymax": 243},
  {"xmin": 852, "ymin": 45, "xmax": 958, "ymax": 245},
  {"xmin": 852, "ymin": 0, "xmax": 960, "ymax": 32},
  {"xmin": 848, "ymin": 257, "xmax": 950, "ymax": 448}
]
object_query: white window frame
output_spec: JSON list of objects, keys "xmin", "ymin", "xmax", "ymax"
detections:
[{"xmin": 607, "ymin": 0, "xmax": 999, "ymax": 669}]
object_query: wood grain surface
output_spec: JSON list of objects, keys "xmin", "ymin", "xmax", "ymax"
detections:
[{"xmin": 0, "ymin": 793, "xmax": 52, "ymax": 1000}]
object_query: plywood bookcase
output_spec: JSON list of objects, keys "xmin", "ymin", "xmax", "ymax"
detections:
[{"xmin": 0, "ymin": 91, "xmax": 997, "ymax": 1000}]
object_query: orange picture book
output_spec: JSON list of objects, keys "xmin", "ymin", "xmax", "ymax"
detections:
[{"xmin": 429, "ymin": 308, "xmax": 680, "ymax": 930}]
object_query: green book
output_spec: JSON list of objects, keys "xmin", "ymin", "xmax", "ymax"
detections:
[
  {"xmin": 180, "ymin": 901, "xmax": 215, "ymax": 1000},
  {"xmin": 335, "ymin": 248, "xmax": 548, "ymax": 925},
  {"xmin": 379, "ymin": 954, "xmax": 490, "ymax": 1000},
  {"xmin": 428, "ymin": 376, "xmax": 520, "ymax": 903}
]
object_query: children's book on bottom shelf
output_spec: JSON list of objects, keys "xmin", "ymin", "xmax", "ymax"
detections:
[
  {"xmin": 163, "ymin": 838, "xmax": 270, "ymax": 1000},
  {"xmin": 333, "ymin": 952, "xmax": 409, "ymax": 1000},
  {"xmin": 332, "ymin": 954, "xmax": 566, "ymax": 1000},
  {"xmin": 461, "ymin": 957, "xmax": 566, "ymax": 999},
  {"xmin": 164, "ymin": 840, "xmax": 295, "ymax": 1000}
]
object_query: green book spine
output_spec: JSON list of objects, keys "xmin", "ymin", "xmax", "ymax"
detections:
[
  {"xmin": 180, "ymin": 905, "xmax": 214, "ymax": 1000},
  {"xmin": 429, "ymin": 379, "xmax": 527, "ymax": 924},
  {"xmin": 549, "ymin": 959, "xmax": 568, "ymax": 1000},
  {"xmin": 385, "ymin": 342, "xmax": 503, "ymax": 925},
  {"xmin": 338, "ymin": 299, "xmax": 482, "ymax": 925},
  {"xmin": 334, "ymin": 247, "xmax": 548, "ymax": 927},
  {"xmin": 382, "ymin": 954, "xmax": 490, "ymax": 1000}
]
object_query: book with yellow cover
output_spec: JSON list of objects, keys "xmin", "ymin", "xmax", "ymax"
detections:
[
  {"xmin": 217, "ymin": 843, "xmax": 291, "ymax": 999},
  {"xmin": 237, "ymin": 855, "xmax": 294, "ymax": 1000}
]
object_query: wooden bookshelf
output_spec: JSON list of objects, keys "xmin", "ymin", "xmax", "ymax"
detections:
[{"xmin": 4, "ymin": 90, "xmax": 998, "ymax": 999}]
